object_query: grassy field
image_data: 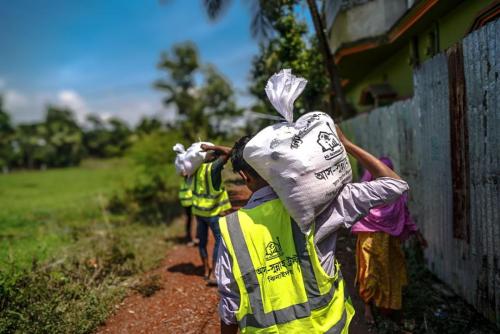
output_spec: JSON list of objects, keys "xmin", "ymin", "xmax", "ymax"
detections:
[
  {"xmin": 0, "ymin": 159, "xmax": 184, "ymax": 333},
  {"xmin": 0, "ymin": 159, "xmax": 136, "ymax": 269}
]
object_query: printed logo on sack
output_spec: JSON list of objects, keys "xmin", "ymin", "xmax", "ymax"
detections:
[
  {"xmin": 270, "ymin": 138, "xmax": 281, "ymax": 149},
  {"xmin": 265, "ymin": 238, "xmax": 283, "ymax": 261},
  {"xmin": 317, "ymin": 123, "xmax": 343, "ymax": 160}
]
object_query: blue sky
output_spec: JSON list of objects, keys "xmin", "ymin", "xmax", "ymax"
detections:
[{"xmin": 0, "ymin": 0, "xmax": 261, "ymax": 124}]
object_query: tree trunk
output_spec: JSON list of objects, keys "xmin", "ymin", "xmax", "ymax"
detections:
[{"xmin": 306, "ymin": 0, "xmax": 349, "ymax": 120}]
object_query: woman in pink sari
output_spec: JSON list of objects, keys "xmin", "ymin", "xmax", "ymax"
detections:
[{"xmin": 352, "ymin": 157, "xmax": 427, "ymax": 325}]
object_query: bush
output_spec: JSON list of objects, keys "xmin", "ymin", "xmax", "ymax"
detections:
[
  {"xmin": 0, "ymin": 234, "xmax": 134, "ymax": 333},
  {"xmin": 108, "ymin": 131, "xmax": 185, "ymax": 224},
  {"xmin": 117, "ymin": 175, "xmax": 181, "ymax": 224},
  {"xmin": 128, "ymin": 131, "xmax": 183, "ymax": 179},
  {"xmin": 0, "ymin": 219, "xmax": 177, "ymax": 334}
]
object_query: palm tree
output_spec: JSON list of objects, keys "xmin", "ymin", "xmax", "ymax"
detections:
[
  {"xmin": 203, "ymin": 0, "xmax": 273, "ymax": 39},
  {"xmin": 304, "ymin": 0, "xmax": 349, "ymax": 119},
  {"xmin": 201, "ymin": 0, "xmax": 349, "ymax": 119}
]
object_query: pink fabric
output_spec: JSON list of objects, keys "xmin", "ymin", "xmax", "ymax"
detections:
[{"xmin": 351, "ymin": 157, "xmax": 418, "ymax": 240}]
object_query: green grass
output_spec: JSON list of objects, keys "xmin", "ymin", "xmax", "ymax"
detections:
[
  {"xmin": 0, "ymin": 158, "xmax": 184, "ymax": 333},
  {"xmin": 0, "ymin": 159, "xmax": 134, "ymax": 269}
]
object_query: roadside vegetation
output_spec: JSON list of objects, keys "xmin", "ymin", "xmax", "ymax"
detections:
[
  {"xmin": 0, "ymin": 155, "xmax": 184, "ymax": 333},
  {"xmin": 0, "ymin": 159, "xmax": 132, "ymax": 268},
  {"xmin": 0, "ymin": 145, "xmax": 183, "ymax": 333}
]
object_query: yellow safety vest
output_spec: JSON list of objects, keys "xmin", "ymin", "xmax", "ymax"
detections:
[
  {"xmin": 192, "ymin": 162, "xmax": 231, "ymax": 217},
  {"xmin": 219, "ymin": 199, "xmax": 354, "ymax": 333},
  {"xmin": 178, "ymin": 177, "xmax": 193, "ymax": 207}
]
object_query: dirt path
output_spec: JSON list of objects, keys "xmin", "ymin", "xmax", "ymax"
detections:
[
  {"xmin": 97, "ymin": 237, "xmax": 221, "ymax": 334},
  {"xmin": 97, "ymin": 230, "xmax": 368, "ymax": 334},
  {"xmin": 97, "ymin": 180, "xmax": 369, "ymax": 334}
]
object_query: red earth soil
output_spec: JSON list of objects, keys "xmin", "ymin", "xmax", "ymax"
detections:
[{"xmin": 97, "ymin": 181, "xmax": 368, "ymax": 334}]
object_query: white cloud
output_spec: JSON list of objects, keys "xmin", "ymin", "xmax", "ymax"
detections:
[
  {"xmin": 3, "ymin": 87, "xmax": 90, "ymax": 124},
  {"xmin": 2, "ymin": 81, "xmax": 175, "ymax": 126},
  {"xmin": 99, "ymin": 112, "xmax": 113, "ymax": 121},
  {"xmin": 4, "ymin": 89, "xmax": 29, "ymax": 110},
  {"xmin": 57, "ymin": 90, "xmax": 89, "ymax": 123}
]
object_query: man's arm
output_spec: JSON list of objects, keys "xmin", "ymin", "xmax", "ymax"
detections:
[
  {"xmin": 201, "ymin": 144, "xmax": 232, "ymax": 190},
  {"xmin": 201, "ymin": 144, "xmax": 232, "ymax": 164},
  {"xmin": 215, "ymin": 238, "xmax": 241, "ymax": 333},
  {"xmin": 336, "ymin": 126, "xmax": 401, "ymax": 180}
]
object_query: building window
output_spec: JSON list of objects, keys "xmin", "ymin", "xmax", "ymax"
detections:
[
  {"xmin": 426, "ymin": 23, "xmax": 440, "ymax": 57},
  {"xmin": 409, "ymin": 36, "xmax": 420, "ymax": 67},
  {"xmin": 359, "ymin": 83, "xmax": 398, "ymax": 108}
]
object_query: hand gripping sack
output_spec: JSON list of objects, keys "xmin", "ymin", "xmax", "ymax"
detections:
[
  {"xmin": 243, "ymin": 69, "xmax": 352, "ymax": 233},
  {"xmin": 183, "ymin": 141, "xmax": 214, "ymax": 176}
]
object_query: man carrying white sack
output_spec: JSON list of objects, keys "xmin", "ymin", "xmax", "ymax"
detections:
[
  {"xmin": 214, "ymin": 69, "xmax": 409, "ymax": 334},
  {"xmin": 216, "ymin": 129, "xmax": 408, "ymax": 334},
  {"xmin": 191, "ymin": 144, "xmax": 232, "ymax": 285}
]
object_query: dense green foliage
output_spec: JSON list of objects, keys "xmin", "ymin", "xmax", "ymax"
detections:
[
  {"xmin": 0, "ymin": 99, "xmax": 137, "ymax": 171},
  {"xmin": 83, "ymin": 115, "xmax": 133, "ymax": 158},
  {"xmin": 201, "ymin": 0, "xmax": 332, "ymax": 123},
  {"xmin": 0, "ymin": 98, "xmax": 16, "ymax": 172},
  {"xmin": 109, "ymin": 131, "xmax": 185, "ymax": 224},
  {"xmin": 155, "ymin": 42, "xmax": 243, "ymax": 141},
  {"xmin": 249, "ymin": 1, "xmax": 329, "ymax": 119}
]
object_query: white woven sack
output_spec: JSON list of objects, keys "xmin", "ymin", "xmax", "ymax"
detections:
[
  {"xmin": 183, "ymin": 141, "xmax": 214, "ymax": 176},
  {"xmin": 173, "ymin": 143, "xmax": 186, "ymax": 176},
  {"xmin": 243, "ymin": 69, "xmax": 352, "ymax": 233}
]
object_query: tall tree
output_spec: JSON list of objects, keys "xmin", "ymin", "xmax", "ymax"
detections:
[
  {"xmin": 0, "ymin": 96, "xmax": 17, "ymax": 170},
  {"xmin": 83, "ymin": 114, "xmax": 110, "ymax": 158},
  {"xmin": 155, "ymin": 42, "xmax": 241, "ymax": 141},
  {"xmin": 200, "ymin": 65, "xmax": 242, "ymax": 138},
  {"xmin": 201, "ymin": 0, "xmax": 349, "ymax": 118},
  {"xmin": 107, "ymin": 117, "xmax": 132, "ymax": 156},
  {"xmin": 305, "ymin": 0, "xmax": 349, "ymax": 118},
  {"xmin": 249, "ymin": 6, "xmax": 329, "ymax": 117},
  {"xmin": 155, "ymin": 42, "xmax": 205, "ymax": 141},
  {"xmin": 135, "ymin": 117, "xmax": 164, "ymax": 135},
  {"xmin": 44, "ymin": 106, "xmax": 84, "ymax": 167}
]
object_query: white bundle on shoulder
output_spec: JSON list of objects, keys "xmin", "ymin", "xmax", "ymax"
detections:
[
  {"xmin": 182, "ymin": 141, "xmax": 214, "ymax": 176},
  {"xmin": 173, "ymin": 143, "xmax": 187, "ymax": 176},
  {"xmin": 243, "ymin": 69, "xmax": 352, "ymax": 233}
]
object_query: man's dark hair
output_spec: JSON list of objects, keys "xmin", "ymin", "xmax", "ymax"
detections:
[{"xmin": 231, "ymin": 135, "xmax": 259, "ymax": 177}]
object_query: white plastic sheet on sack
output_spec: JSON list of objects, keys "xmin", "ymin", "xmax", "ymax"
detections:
[
  {"xmin": 182, "ymin": 141, "xmax": 214, "ymax": 176},
  {"xmin": 243, "ymin": 69, "xmax": 352, "ymax": 233},
  {"xmin": 173, "ymin": 143, "xmax": 186, "ymax": 175}
]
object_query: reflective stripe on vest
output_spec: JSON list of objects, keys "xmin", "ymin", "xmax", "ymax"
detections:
[
  {"xmin": 223, "ymin": 205, "xmax": 353, "ymax": 333},
  {"xmin": 178, "ymin": 178, "xmax": 193, "ymax": 207},
  {"xmin": 192, "ymin": 162, "xmax": 231, "ymax": 217}
]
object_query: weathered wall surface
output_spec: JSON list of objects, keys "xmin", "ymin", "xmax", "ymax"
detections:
[
  {"xmin": 343, "ymin": 19, "xmax": 500, "ymax": 325},
  {"xmin": 325, "ymin": 0, "xmax": 407, "ymax": 53}
]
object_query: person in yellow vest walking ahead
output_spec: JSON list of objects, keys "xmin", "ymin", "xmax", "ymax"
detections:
[
  {"xmin": 192, "ymin": 144, "xmax": 232, "ymax": 284},
  {"xmin": 178, "ymin": 174, "xmax": 194, "ymax": 243},
  {"xmin": 215, "ymin": 127, "xmax": 409, "ymax": 334}
]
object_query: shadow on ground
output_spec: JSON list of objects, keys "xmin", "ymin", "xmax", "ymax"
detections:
[
  {"xmin": 167, "ymin": 262, "xmax": 204, "ymax": 277},
  {"xmin": 163, "ymin": 235, "xmax": 189, "ymax": 244}
]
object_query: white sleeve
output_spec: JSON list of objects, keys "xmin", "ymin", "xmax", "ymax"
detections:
[
  {"xmin": 215, "ymin": 239, "xmax": 240, "ymax": 325},
  {"xmin": 314, "ymin": 177, "xmax": 409, "ymax": 244}
]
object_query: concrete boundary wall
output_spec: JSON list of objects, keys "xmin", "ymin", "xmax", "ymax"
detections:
[{"xmin": 343, "ymin": 18, "xmax": 500, "ymax": 325}]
